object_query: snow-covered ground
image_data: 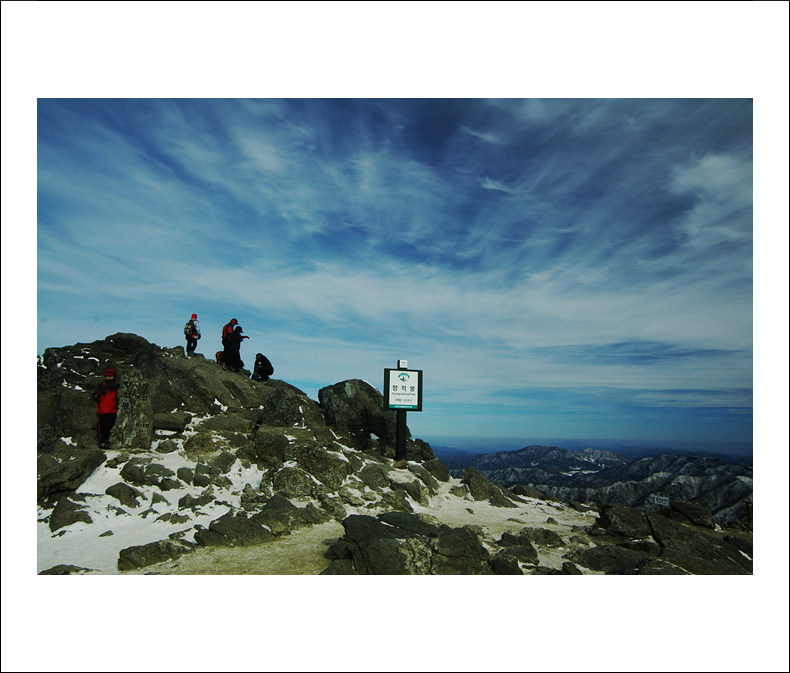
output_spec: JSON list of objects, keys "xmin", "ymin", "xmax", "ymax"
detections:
[{"xmin": 38, "ymin": 445, "xmax": 600, "ymax": 575}]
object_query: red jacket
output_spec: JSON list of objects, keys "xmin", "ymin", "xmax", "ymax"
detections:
[
  {"xmin": 222, "ymin": 322, "xmax": 237, "ymax": 345},
  {"xmin": 93, "ymin": 380, "xmax": 119, "ymax": 414}
]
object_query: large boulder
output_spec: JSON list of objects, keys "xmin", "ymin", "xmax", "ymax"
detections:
[
  {"xmin": 193, "ymin": 512, "xmax": 275, "ymax": 547},
  {"xmin": 117, "ymin": 539, "xmax": 193, "ymax": 571},
  {"xmin": 318, "ymin": 380, "xmax": 398, "ymax": 454},
  {"xmin": 318, "ymin": 380, "xmax": 434, "ymax": 461},
  {"xmin": 283, "ymin": 442, "xmax": 352, "ymax": 491},
  {"xmin": 665, "ymin": 500, "xmax": 716, "ymax": 529},
  {"xmin": 596, "ymin": 503, "xmax": 652, "ymax": 539},
  {"xmin": 323, "ymin": 513, "xmax": 492, "ymax": 575},
  {"xmin": 37, "ymin": 449, "xmax": 106, "ymax": 504},
  {"xmin": 461, "ymin": 466, "xmax": 517, "ymax": 508},
  {"xmin": 111, "ymin": 368, "xmax": 154, "ymax": 450},
  {"xmin": 646, "ymin": 513, "xmax": 752, "ymax": 574}
]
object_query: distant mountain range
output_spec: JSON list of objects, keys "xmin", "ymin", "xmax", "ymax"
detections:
[{"xmin": 441, "ymin": 444, "xmax": 752, "ymax": 525}]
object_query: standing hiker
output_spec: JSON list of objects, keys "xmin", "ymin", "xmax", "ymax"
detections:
[
  {"xmin": 92, "ymin": 368, "xmax": 119, "ymax": 449},
  {"xmin": 221, "ymin": 318, "xmax": 239, "ymax": 367},
  {"xmin": 225, "ymin": 325, "xmax": 249, "ymax": 372},
  {"xmin": 184, "ymin": 313, "xmax": 201, "ymax": 356},
  {"xmin": 251, "ymin": 353, "xmax": 274, "ymax": 382},
  {"xmin": 221, "ymin": 318, "xmax": 238, "ymax": 349}
]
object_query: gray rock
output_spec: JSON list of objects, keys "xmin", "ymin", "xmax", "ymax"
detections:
[
  {"xmin": 193, "ymin": 463, "xmax": 221, "ymax": 487},
  {"xmin": 251, "ymin": 495, "xmax": 331, "ymax": 534},
  {"xmin": 259, "ymin": 381, "xmax": 326, "ymax": 429},
  {"xmin": 489, "ymin": 552, "xmax": 524, "ymax": 575},
  {"xmin": 666, "ymin": 500, "xmax": 716, "ymax": 529},
  {"xmin": 195, "ymin": 413, "xmax": 256, "ymax": 434},
  {"xmin": 422, "ymin": 458, "xmax": 451, "ymax": 482},
  {"xmin": 252, "ymin": 427, "xmax": 289, "ymax": 466},
  {"xmin": 183, "ymin": 433, "xmax": 221, "ymax": 458},
  {"xmin": 49, "ymin": 497, "xmax": 93, "ymax": 532},
  {"xmin": 37, "ymin": 449, "xmax": 106, "ymax": 504},
  {"xmin": 461, "ymin": 467, "xmax": 517, "ymax": 507},
  {"xmin": 510, "ymin": 484, "xmax": 549, "ymax": 500},
  {"xmin": 320, "ymin": 559, "xmax": 358, "ymax": 575},
  {"xmin": 562, "ymin": 561, "xmax": 583, "ymax": 575},
  {"xmin": 117, "ymin": 539, "xmax": 192, "ymax": 571},
  {"xmin": 176, "ymin": 467, "xmax": 194, "ymax": 484},
  {"xmin": 495, "ymin": 543, "xmax": 538, "ymax": 565},
  {"xmin": 596, "ymin": 503, "xmax": 652, "ymax": 538},
  {"xmin": 318, "ymin": 380, "xmax": 434, "ymax": 461},
  {"xmin": 618, "ymin": 540, "xmax": 661, "ymax": 555},
  {"xmin": 105, "ymin": 482, "xmax": 143, "ymax": 508},
  {"xmin": 430, "ymin": 526, "xmax": 492, "ymax": 575},
  {"xmin": 647, "ymin": 513, "xmax": 752, "ymax": 574},
  {"xmin": 396, "ymin": 479, "xmax": 431, "ymax": 505},
  {"xmin": 155, "ymin": 440, "xmax": 179, "ymax": 454},
  {"xmin": 178, "ymin": 491, "xmax": 214, "ymax": 510},
  {"xmin": 39, "ymin": 564, "xmax": 98, "ymax": 575},
  {"xmin": 407, "ymin": 463, "xmax": 439, "ymax": 493},
  {"xmin": 152, "ymin": 412, "xmax": 192, "ymax": 432},
  {"xmin": 318, "ymin": 495, "xmax": 348, "ymax": 521},
  {"xmin": 119, "ymin": 460, "xmax": 148, "ymax": 485},
  {"xmin": 357, "ymin": 463, "xmax": 391, "ymax": 489},
  {"xmin": 206, "ymin": 450, "xmax": 237, "ymax": 474},
  {"xmin": 566, "ymin": 544, "xmax": 667, "ymax": 574},
  {"xmin": 111, "ymin": 367, "xmax": 154, "ymax": 450},
  {"xmin": 284, "ymin": 442, "xmax": 351, "ymax": 491},
  {"xmin": 377, "ymin": 511, "xmax": 442, "ymax": 538},
  {"xmin": 272, "ymin": 465, "xmax": 320, "ymax": 498},
  {"xmin": 193, "ymin": 512, "xmax": 275, "ymax": 547},
  {"xmin": 318, "ymin": 379, "xmax": 398, "ymax": 455}
]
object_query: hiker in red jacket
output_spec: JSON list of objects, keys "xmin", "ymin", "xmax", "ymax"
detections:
[
  {"xmin": 92, "ymin": 368, "xmax": 119, "ymax": 449},
  {"xmin": 221, "ymin": 318, "xmax": 238, "ymax": 348},
  {"xmin": 224, "ymin": 325, "xmax": 249, "ymax": 372}
]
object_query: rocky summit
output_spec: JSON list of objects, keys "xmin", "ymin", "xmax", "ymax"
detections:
[{"xmin": 37, "ymin": 334, "xmax": 753, "ymax": 575}]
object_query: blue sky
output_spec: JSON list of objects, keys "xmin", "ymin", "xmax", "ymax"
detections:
[
  {"xmin": 4, "ymin": 2, "xmax": 788, "ymax": 668},
  {"xmin": 36, "ymin": 97, "xmax": 755, "ymax": 446}
]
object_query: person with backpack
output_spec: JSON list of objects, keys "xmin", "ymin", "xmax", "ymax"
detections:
[
  {"xmin": 251, "ymin": 353, "xmax": 274, "ymax": 382},
  {"xmin": 224, "ymin": 325, "xmax": 249, "ymax": 372},
  {"xmin": 221, "ymin": 318, "xmax": 238, "ymax": 348},
  {"xmin": 91, "ymin": 368, "xmax": 120, "ymax": 449},
  {"xmin": 184, "ymin": 313, "xmax": 201, "ymax": 356}
]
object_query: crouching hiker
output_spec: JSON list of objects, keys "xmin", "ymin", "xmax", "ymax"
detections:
[
  {"xmin": 251, "ymin": 353, "xmax": 274, "ymax": 382},
  {"xmin": 184, "ymin": 313, "xmax": 201, "ymax": 356},
  {"xmin": 92, "ymin": 368, "xmax": 119, "ymax": 449}
]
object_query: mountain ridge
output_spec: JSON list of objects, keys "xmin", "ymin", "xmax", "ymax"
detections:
[
  {"xmin": 36, "ymin": 333, "xmax": 752, "ymax": 575},
  {"xmin": 443, "ymin": 444, "xmax": 752, "ymax": 525}
]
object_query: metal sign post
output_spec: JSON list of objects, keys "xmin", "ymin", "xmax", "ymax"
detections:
[{"xmin": 383, "ymin": 360, "xmax": 423, "ymax": 461}]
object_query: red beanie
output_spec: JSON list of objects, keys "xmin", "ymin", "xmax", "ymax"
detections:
[
  {"xmin": 191, "ymin": 313, "xmax": 197, "ymax": 320},
  {"xmin": 105, "ymin": 368, "xmax": 116, "ymax": 376}
]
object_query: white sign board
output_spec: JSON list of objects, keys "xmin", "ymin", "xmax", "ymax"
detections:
[{"xmin": 384, "ymin": 368, "xmax": 423, "ymax": 411}]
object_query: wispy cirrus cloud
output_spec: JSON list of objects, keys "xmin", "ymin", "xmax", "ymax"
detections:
[{"xmin": 37, "ymin": 98, "xmax": 753, "ymax": 443}]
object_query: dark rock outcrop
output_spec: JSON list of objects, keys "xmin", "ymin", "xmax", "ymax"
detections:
[
  {"xmin": 37, "ymin": 449, "xmax": 106, "ymax": 505},
  {"xmin": 323, "ymin": 513, "xmax": 492, "ymax": 575},
  {"xmin": 461, "ymin": 466, "xmax": 518, "ymax": 508},
  {"xmin": 117, "ymin": 539, "xmax": 193, "ymax": 571},
  {"xmin": 318, "ymin": 380, "xmax": 434, "ymax": 461}
]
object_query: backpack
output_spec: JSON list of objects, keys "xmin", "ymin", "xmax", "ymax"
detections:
[
  {"xmin": 215, "ymin": 351, "xmax": 224, "ymax": 363},
  {"xmin": 184, "ymin": 320, "xmax": 195, "ymax": 337},
  {"xmin": 221, "ymin": 323, "xmax": 235, "ymax": 346}
]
